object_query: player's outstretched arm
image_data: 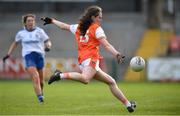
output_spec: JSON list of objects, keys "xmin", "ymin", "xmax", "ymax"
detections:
[
  {"xmin": 41, "ymin": 17, "xmax": 70, "ymax": 31},
  {"xmin": 3, "ymin": 41, "xmax": 18, "ymax": 62},
  {"xmin": 98, "ymin": 37, "xmax": 125, "ymax": 64}
]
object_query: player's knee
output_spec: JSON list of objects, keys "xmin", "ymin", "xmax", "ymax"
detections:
[
  {"xmin": 31, "ymin": 72, "xmax": 39, "ymax": 79},
  {"xmin": 32, "ymin": 76, "xmax": 40, "ymax": 85},
  {"xmin": 108, "ymin": 78, "xmax": 116, "ymax": 86},
  {"xmin": 81, "ymin": 76, "xmax": 90, "ymax": 84}
]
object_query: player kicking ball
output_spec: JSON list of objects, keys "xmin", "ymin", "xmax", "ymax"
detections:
[{"xmin": 41, "ymin": 5, "xmax": 136, "ymax": 112}]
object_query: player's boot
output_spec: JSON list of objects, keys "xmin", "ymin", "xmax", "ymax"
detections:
[
  {"xmin": 127, "ymin": 101, "xmax": 136, "ymax": 113},
  {"xmin": 48, "ymin": 70, "xmax": 61, "ymax": 85}
]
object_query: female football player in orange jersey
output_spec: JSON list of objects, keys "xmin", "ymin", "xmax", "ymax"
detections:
[{"xmin": 41, "ymin": 5, "xmax": 136, "ymax": 112}]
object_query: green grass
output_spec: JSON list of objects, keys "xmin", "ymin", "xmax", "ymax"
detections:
[{"xmin": 0, "ymin": 80, "xmax": 180, "ymax": 115}]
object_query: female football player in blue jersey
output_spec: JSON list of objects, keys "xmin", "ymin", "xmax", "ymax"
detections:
[{"xmin": 3, "ymin": 14, "xmax": 52, "ymax": 103}]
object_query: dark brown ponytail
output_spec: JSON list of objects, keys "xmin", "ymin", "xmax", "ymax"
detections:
[{"xmin": 78, "ymin": 6, "xmax": 102, "ymax": 36}]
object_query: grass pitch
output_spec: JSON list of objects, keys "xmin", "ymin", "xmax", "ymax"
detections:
[{"xmin": 0, "ymin": 80, "xmax": 180, "ymax": 115}]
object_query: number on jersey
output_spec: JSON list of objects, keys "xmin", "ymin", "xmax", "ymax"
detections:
[{"xmin": 80, "ymin": 34, "xmax": 89, "ymax": 43}]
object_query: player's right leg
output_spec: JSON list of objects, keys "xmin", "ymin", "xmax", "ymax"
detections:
[{"xmin": 94, "ymin": 70, "xmax": 136, "ymax": 113}]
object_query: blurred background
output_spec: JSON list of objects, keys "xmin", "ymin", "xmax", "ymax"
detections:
[{"xmin": 0, "ymin": 0, "xmax": 180, "ymax": 82}]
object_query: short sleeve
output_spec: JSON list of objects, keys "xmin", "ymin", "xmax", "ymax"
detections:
[
  {"xmin": 95, "ymin": 27, "xmax": 106, "ymax": 39},
  {"xmin": 70, "ymin": 24, "xmax": 78, "ymax": 34},
  {"xmin": 39, "ymin": 29, "xmax": 49, "ymax": 41},
  {"xmin": 15, "ymin": 32, "xmax": 22, "ymax": 42}
]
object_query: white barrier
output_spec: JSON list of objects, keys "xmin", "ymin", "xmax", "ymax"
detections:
[{"xmin": 147, "ymin": 57, "xmax": 180, "ymax": 81}]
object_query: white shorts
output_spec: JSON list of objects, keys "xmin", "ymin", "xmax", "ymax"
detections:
[{"xmin": 79, "ymin": 58, "xmax": 101, "ymax": 71}]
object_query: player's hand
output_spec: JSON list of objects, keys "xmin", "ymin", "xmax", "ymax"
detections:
[
  {"xmin": 44, "ymin": 47, "xmax": 50, "ymax": 52},
  {"xmin": 44, "ymin": 40, "xmax": 52, "ymax": 52},
  {"xmin": 116, "ymin": 53, "xmax": 125, "ymax": 64},
  {"xmin": 3, "ymin": 54, "xmax": 10, "ymax": 63},
  {"xmin": 41, "ymin": 17, "xmax": 52, "ymax": 25}
]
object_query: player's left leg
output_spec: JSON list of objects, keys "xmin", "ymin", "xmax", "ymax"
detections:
[
  {"xmin": 24, "ymin": 52, "xmax": 44, "ymax": 103},
  {"xmin": 37, "ymin": 69, "xmax": 44, "ymax": 94},
  {"xmin": 48, "ymin": 66, "xmax": 96, "ymax": 84},
  {"xmin": 35, "ymin": 54, "xmax": 45, "ymax": 103},
  {"xmin": 48, "ymin": 58, "xmax": 98, "ymax": 84},
  {"xmin": 94, "ymin": 70, "xmax": 136, "ymax": 113},
  {"xmin": 26, "ymin": 67, "xmax": 44, "ymax": 103}
]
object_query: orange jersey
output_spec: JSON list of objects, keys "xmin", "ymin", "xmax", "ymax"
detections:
[{"xmin": 74, "ymin": 23, "xmax": 103, "ymax": 64}]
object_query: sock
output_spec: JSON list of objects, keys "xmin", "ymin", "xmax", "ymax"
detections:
[
  {"xmin": 125, "ymin": 101, "xmax": 131, "ymax": 107},
  {"xmin": 37, "ymin": 95, "xmax": 44, "ymax": 102},
  {"xmin": 122, "ymin": 98, "xmax": 131, "ymax": 107},
  {"xmin": 60, "ymin": 73, "xmax": 70, "ymax": 79}
]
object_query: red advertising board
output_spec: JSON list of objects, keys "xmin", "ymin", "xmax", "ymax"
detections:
[{"xmin": 0, "ymin": 58, "xmax": 79, "ymax": 79}]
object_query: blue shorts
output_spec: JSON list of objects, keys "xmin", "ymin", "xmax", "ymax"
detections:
[{"xmin": 24, "ymin": 52, "xmax": 45, "ymax": 70}]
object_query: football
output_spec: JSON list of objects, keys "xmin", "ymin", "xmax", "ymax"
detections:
[{"xmin": 130, "ymin": 56, "xmax": 145, "ymax": 72}]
